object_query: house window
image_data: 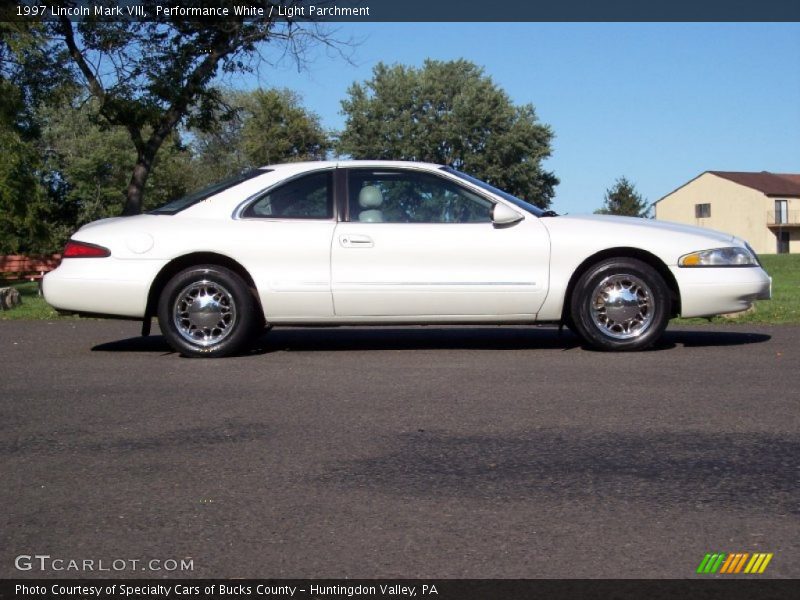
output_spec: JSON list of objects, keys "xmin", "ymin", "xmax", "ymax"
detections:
[
  {"xmin": 775, "ymin": 199, "xmax": 788, "ymax": 224},
  {"xmin": 695, "ymin": 203, "xmax": 711, "ymax": 219}
]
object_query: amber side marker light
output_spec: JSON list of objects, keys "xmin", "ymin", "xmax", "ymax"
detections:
[{"xmin": 62, "ymin": 240, "xmax": 111, "ymax": 258}]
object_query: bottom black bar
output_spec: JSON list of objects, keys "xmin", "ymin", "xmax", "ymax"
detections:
[{"xmin": 2, "ymin": 580, "xmax": 799, "ymax": 600}]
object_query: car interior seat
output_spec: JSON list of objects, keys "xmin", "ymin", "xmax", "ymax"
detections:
[{"xmin": 358, "ymin": 186, "xmax": 384, "ymax": 222}]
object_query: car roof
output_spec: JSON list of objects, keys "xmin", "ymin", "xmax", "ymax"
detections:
[
  {"xmin": 174, "ymin": 160, "xmax": 453, "ymax": 218},
  {"xmin": 262, "ymin": 160, "xmax": 444, "ymax": 171}
]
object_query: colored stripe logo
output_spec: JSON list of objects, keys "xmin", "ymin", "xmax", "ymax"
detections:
[{"xmin": 696, "ymin": 552, "xmax": 773, "ymax": 574}]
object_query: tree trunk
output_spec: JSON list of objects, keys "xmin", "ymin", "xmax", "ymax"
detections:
[
  {"xmin": 122, "ymin": 135, "xmax": 164, "ymax": 215},
  {"xmin": 122, "ymin": 160, "xmax": 150, "ymax": 216}
]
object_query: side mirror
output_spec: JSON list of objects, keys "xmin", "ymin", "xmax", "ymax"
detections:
[{"xmin": 492, "ymin": 203, "xmax": 524, "ymax": 226}]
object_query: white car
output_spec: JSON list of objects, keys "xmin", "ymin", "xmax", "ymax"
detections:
[{"xmin": 43, "ymin": 161, "xmax": 771, "ymax": 357}]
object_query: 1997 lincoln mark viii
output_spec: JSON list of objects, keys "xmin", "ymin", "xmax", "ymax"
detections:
[{"xmin": 43, "ymin": 161, "xmax": 771, "ymax": 357}]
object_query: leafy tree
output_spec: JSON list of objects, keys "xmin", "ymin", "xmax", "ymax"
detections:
[
  {"xmin": 0, "ymin": 77, "xmax": 51, "ymax": 254},
  {"xmin": 6, "ymin": 3, "xmax": 349, "ymax": 215},
  {"xmin": 595, "ymin": 177, "xmax": 650, "ymax": 217},
  {"xmin": 240, "ymin": 88, "xmax": 331, "ymax": 166},
  {"xmin": 337, "ymin": 59, "xmax": 558, "ymax": 208},
  {"xmin": 188, "ymin": 96, "xmax": 251, "ymax": 188},
  {"xmin": 190, "ymin": 88, "xmax": 331, "ymax": 186},
  {"xmin": 38, "ymin": 91, "xmax": 196, "ymax": 229},
  {"xmin": 0, "ymin": 23, "xmax": 70, "ymax": 253}
]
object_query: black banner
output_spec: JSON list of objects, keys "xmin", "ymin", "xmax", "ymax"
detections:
[
  {"xmin": 2, "ymin": 580, "xmax": 800, "ymax": 600},
  {"xmin": 4, "ymin": 0, "xmax": 800, "ymax": 22}
]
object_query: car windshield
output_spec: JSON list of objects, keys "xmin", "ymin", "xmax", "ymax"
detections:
[
  {"xmin": 440, "ymin": 166, "xmax": 545, "ymax": 217},
  {"xmin": 149, "ymin": 169, "xmax": 269, "ymax": 215}
]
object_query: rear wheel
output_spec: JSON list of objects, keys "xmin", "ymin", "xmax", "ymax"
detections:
[
  {"xmin": 157, "ymin": 265, "xmax": 259, "ymax": 357},
  {"xmin": 569, "ymin": 258, "xmax": 670, "ymax": 351}
]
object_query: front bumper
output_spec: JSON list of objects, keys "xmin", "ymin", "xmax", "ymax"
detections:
[{"xmin": 671, "ymin": 266, "xmax": 772, "ymax": 318}]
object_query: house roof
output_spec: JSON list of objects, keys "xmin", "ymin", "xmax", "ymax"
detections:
[
  {"xmin": 708, "ymin": 171, "xmax": 800, "ymax": 197},
  {"xmin": 655, "ymin": 170, "xmax": 800, "ymax": 204}
]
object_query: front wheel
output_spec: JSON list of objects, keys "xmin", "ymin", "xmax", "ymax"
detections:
[
  {"xmin": 157, "ymin": 265, "xmax": 259, "ymax": 357},
  {"xmin": 569, "ymin": 258, "xmax": 671, "ymax": 351}
]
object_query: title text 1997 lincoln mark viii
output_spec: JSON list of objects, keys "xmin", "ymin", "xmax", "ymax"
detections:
[{"xmin": 43, "ymin": 161, "xmax": 771, "ymax": 357}]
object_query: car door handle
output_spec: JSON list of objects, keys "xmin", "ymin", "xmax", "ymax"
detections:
[{"xmin": 339, "ymin": 234, "xmax": 374, "ymax": 248}]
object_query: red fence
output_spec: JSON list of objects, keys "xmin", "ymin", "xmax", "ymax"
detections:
[{"xmin": 0, "ymin": 254, "xmax": 62, "ymax": 282}]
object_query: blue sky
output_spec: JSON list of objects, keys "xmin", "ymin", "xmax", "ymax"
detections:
[{"xmin": 234, "ymin": 22, "xmax": 800, "ymax": 214}]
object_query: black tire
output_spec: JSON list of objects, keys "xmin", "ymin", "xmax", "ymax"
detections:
[
  {"xmin": 569, "ymin": 258, "xmax": 671, "ymax": 351},
  {"xmin": 157, "ymin": 264, "xmax": 259, "ymax": 358}
]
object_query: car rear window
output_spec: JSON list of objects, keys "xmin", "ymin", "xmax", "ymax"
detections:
[{"xmin": 149, "ymin": 169, "xmax": 270, "ymax": 215}]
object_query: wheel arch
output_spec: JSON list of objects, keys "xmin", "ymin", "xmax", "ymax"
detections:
[
  {"xmin": 560, "ymin": 247, "xmax": 681, "ymax": 323},
  {"xmin": 143, "ymin": 252, "xmax": 265, "ymax": 334}
]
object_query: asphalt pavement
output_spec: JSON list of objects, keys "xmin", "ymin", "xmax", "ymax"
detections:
[{"xmin": 1, "ymin": 320, "xmax": 798, "ymax": 578}]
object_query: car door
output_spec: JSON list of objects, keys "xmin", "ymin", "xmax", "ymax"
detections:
[
  {"xmin": 331, "ymin": 167, "xmax": 550, "ymax": 318},
  {"xmin": 233, "ymin": 168, "xmax": 337, "ymax": 319}
]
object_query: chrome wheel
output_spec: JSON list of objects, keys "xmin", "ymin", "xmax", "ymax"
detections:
[
  {"xmin": 173, "ymin": 280, "xmax": 237, "ymax": 347},
  {"xmin": 589, "ymin": 274, "xmax": 654, "ymax": 340}
]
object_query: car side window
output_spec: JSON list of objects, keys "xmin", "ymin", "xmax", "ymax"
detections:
[
  {"xmin": 348, "ymin": 170, "xmax": 493, "ymax": 224},
  {"xmin": 243, "ymin": 171, "xmax": 333, "ymax": 219}
]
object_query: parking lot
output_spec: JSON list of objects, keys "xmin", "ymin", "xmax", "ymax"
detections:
[{"xmin": 1, "ymin": 320, "xmax": 798, "ymax": 578}]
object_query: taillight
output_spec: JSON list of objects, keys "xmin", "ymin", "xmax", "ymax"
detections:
[{"xmin": 62, "ymin": 240, "xmax": 111, "ymax": 258}]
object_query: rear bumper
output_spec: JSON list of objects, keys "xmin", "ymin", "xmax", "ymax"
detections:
[
  {"xmin": 43, "ymin": 258, "xmax": 166, "ymax": 318},
  {"xmin": 672, "ymin": 266, "xmax": 772, "ymax": 318}
]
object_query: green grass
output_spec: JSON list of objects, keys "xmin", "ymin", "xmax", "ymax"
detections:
[
  {"xmin": 0, "ymin": 281, "xmax": 65, "ymax": 320},
  {"xmin": 2, "ymin": 254, "xmax": 799, "ymax": 323}
]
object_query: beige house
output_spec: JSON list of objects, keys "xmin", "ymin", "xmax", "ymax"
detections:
[{"xmin": 654, "ymin": 171, "xmax": 800, "ymax": 255}]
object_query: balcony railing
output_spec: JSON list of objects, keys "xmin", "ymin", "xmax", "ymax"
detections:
[{"xmin": 767, "ymin": 210, "xmax": 800, "ymax": 226}]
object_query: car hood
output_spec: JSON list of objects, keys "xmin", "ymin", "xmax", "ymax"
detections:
[
  {"xmin": 552, "ymin": 214, "xmax": 736, "ymax": 244},
  {"xmin": 539, "ymin": 213, "xmax": 744, "ymax": 267}
]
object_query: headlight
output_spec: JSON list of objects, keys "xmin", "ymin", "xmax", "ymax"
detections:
[{"xmin": 679, "ymin": 247, "xmax": 758, "ymax": 267}]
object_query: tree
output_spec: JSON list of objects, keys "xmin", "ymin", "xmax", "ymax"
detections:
[
  {"xmin": 38, "ymin": 90, "xmax": 196, "ymax": 230},
  {"xmin": 6, "ymin": 3, "xmax": 349, "ymax": 215},
  {"xmin": 190, "ymin": 88, "xmax": 331, "ymax": 186},
  {"xmin": 240, "ymin": 88, "xmax": 331, "ymax": 166},
  {"xmin": 0, "ymin": 77, "xmax": 51, "ymax": 254},
  {"xmin": 337, "ymin": 59, "xmax": 558, "ymax": 208},
  {"xmin": 595, "ymin": 177, "xmax": 649, "ymax": 217},
  {"xmin": 0, "ymin": 22, "xmax": 69, "ymax": 253}
]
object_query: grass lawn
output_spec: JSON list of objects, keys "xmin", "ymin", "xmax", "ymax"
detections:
[
  {"xmin": 0, "ymin": 281, "xmax": 66, "ymax": 320},
  {"xmin": 2, "ymin": 254, "xmax": 798, "ymax": 323}
]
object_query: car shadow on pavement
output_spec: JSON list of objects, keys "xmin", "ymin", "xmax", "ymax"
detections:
[
  {"xmin": 91, "ymin": 326, "xmax": 771, "ymax": 355},
  {"xmin": 317, "ymin": 429, "xmax": 799, "ymax": 515},
  {"xmin": 659, "ymin": 329, "xmax": 772, "ymax": 348},
  {"xmin": 250, "ymin": 326, "xmax": 584, "ymax": 353},
  {"xmin": 92, "ymin": 334, "xmax": 176, "ymax": 354}
]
